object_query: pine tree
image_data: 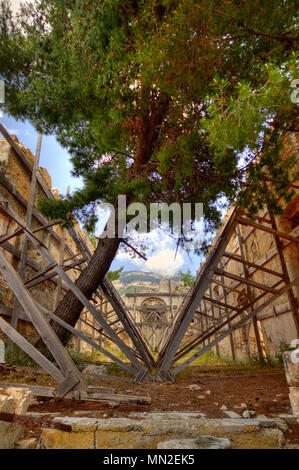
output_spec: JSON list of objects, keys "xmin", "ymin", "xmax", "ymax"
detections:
[{"xmin": 0, "ymin": 0, "xmax": 297, "ymax": 344}]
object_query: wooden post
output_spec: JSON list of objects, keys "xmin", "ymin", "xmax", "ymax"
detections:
[
  {"xmin": 172, "ymin": 277, "xmax": 299, "ymax": 376},
  {"xmin": 54, "ymin": 185, "xmax": 70, "ymax": 310},
  {"xmin": 219, "ymin": 264, "xmax": 236, "ymax": 360},
  {"xmin": 235, "ymin": 224, "xmax": 264, "ymax": 360},
  {"xmin": 209, "ymin": 286, "xmax": 220, "ymax": 356},
  {"xmin": 0, "ymin": 248, "xmax": 86, "ymax": 390},
  {"xmin": 157, "ymin": 208, "xmax": 239, "ymax": 380},
  {"xmin": 11, "ymin": 134, "xmax": 42, "ymax": 331},
  {"xmin": 267, "ymin": 207, "xmax": 299, "ymax": 335}
]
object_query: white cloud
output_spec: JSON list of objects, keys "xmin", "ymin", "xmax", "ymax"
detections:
[
  {"xmin": 143, "ymin": 248, "xmax": 185, "ymax": 276},
  {"xmin": 0, "ymin": 110, "xmax": 3, "ymax": 118},
  {"xmin": 8, "ymin": 128, "xmax": 19, "ymax": 135},
  {"xmin": 116, "ymin": 241, "xmax": 185, "ymax": 277}
]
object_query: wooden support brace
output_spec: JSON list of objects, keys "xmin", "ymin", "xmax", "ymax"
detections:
[{"xmin": 0, "ymin": 248, "xmax": 86, "ymax": 390}]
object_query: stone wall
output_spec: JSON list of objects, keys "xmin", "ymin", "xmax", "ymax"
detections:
[
  {"xmin": 0, "ymin": 136, "xmax": 94, "ymax": 344},
  {"xmin": 205, "ymin": 134, "xmax": 299, "ymax": 361},
  {"xmin": 125, "ymin": 279, "xmax": 189, "ymax": 350},
  {"xmin": 283, "ymin": 351, "xmax": 299, "ymax": 423}
]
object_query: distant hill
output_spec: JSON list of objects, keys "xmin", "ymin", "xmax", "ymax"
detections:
[{"xmin": 113, "ymin": 270, "xmax": 180, "ymax": 295}]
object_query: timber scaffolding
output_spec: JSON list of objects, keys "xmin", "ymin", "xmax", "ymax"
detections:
[{"xmin": 0, "ymin": 124, "xmax": 298, "ymax": 397}]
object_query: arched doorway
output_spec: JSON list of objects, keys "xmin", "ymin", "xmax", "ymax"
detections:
[{"xmin": 138, "ymin": 297, "xmax": 169, "ymax": 351}]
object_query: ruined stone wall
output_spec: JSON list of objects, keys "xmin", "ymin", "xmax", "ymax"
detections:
[
  {"xmin": 206, "ymin": 134, "xmax": 299, "ymax": 360},
  {"xmin": 125, "ymin": 279, "xmax": 189, "ymax": 350},
  {"xmin": 0, "ymin": 136, "xmax": 95, "ymax": 344}
]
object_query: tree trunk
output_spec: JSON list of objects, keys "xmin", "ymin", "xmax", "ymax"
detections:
[{"xmin": 36, "ymin": 235, "xmax": 121, "ymax": 347}]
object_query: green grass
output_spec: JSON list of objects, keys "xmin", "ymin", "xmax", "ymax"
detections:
[
  {"xmin": 3, "ymin": 340, "xmax": 38, "ymax": 368},
  {"xmin": 68, "ymin": 349, "xmax": 100, "ymax": 368},
  {"xmin": 175, "ymin": 349, "xmax": 283, "ymax": 379}
]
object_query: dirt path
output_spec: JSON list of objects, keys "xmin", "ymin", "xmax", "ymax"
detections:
[{"xmin": 1, "ymin": 364, "xmax": 299, "ymax": 446}]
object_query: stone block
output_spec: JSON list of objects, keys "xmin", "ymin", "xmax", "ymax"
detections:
[
  {"xmin": 0, "ymin": 393, "xmax": 15, "ymax": 414},
  {"xmin": 223, "ymin": 410, "xmax": 241, "ymax": 419},
  {"xmin": 40, "ymin": 429, "xmax": 95, "ymax": 450},
  {"xmin": 283, "ymin": 351, "xmax": 299, "ymax": 387},
  {"xmin": 277, "ymin": 414, "xmax": 298, "ymax": 426},
  {"xmin": 288, "ymin": 386, "xmax": 299, "ymax": 423},
  {"xmin": 82, "ymin": 365, "xmax": 107, "ymax": 377},
  {"xmin": 6, "ymin": 387, "xmax": 32, "ymax": 415},
  {"xmin": 0, "ymin": 386, "xmax": 32, "ymax": 448},
  {"xmin": 39, "ymin": 414, "xmax": 285, "ymax": 450},
  {"xmin": 157, "ymin": 435, "xmax": 232, "ymax": 449},
  {"xmin": 15, "ymin": 438, "xmax": 39, "ymax": 449},
  {"xmin": 0, "ymin": 421, "xmax": 24, "ymax": 449}
]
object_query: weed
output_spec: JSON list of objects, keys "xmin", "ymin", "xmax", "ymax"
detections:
[
  {"xmin": 275, "ymin": 340, "xmax": 295, "ymax": 364},
  {"xmin": 4, "ymin": 340, "xmax": 37, "ymax": 368}
]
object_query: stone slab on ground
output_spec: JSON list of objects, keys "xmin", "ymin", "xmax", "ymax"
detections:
[
  {"xmin": 188, "ymin": 384, "xmax": 201, "ymax": 391},
  {"xmin": 242, "ymin": 410, "xmax": 256, "ymax": 419},
  {"xmin": 277, "ymin": 414, "xmax": 298, "ymax": 426},
  {"xmin": 223, "ymin": 410, "xmax": 241, "ymax": 419},
  {"xmin": 40, "ymin": 413, "xmax": 284, "ymax": 449},
  {"xmin": 157, "ymin": 435, "xmax": 232, "ymax": 449},
  {"xmin": 82, "ymin": 365, "xmax": 108, "ymax": 377}
]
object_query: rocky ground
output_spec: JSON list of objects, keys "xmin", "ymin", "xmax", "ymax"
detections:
[{"xmin": 1, "ymin": 363, "xmax": 299, "ymax": 448}]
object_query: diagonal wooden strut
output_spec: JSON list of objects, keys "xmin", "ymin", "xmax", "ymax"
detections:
[
  {"xmin": 76, "ymin": 232, "xmax": 156, "ymax": 370},
  {"xmin": 0, "ymin": 196, "xmax": 149, "ymax": 380},
  {"xmin": 0, "ymin": 248, "xmax": 86, "ymax": 395},
  {"xmin": 157, "ymin": 208, "xmax": 239, "ymax": 379},
  {"xmin": 157, "ymin": 203, "xmax": 299, "ymax": 381}
]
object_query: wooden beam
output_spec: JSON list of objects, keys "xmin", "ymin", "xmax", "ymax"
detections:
[
  {"xmin": 235, "ymin": 224, "xmax": 264, "ymax": 359},
  {"xmin": 0, "ymin": 171, "xmax": 74, "ymax": 256},
  {"xmin": 11, "ymin": 135, "xmax": 42, "ymax": 330},
  {"xmin": 173, "ymin": 278, "xmax": 283, "ymax": 363},
  {"xmin": 219, "ymin": 262, "xmax": 236, "ymax": 360},
  {"xmin": 214, "ymin": 268, "xmax": 279, "ymax": 294},
  {"xmin": 0, "ymin": 316, "xmax": 64, "ymax": 383},
  {"xmin": 0, "ymin": 383, "xmax": 151, "ymax": 404},
  {"xmin": 157, "ymin": 208, "xmax": 239, "ymax": 378},
  {"xmin": 237, "ymin": 216, "xmax": 299, "ymax": 244},
  {"xmin": 55, "ymin": 185, "xmax": 69, "ymax": 309},
  {"xmin": 202, "ymin": 294, "xmax": 242, "ymax": 313},
  {"xmin": 0, "ymin": 249, "xmax": 86, "ymax": 390},
  {"xmin": 267, "ymin": 207, "xmax": 299, "ymax": 335},
  {"xmin": 36, "ymin": 302, "xmax": 138, "ymax": 377},
  {"xmin": 223, "ymin": 251, "xmax": 284, "ymax": 278}
]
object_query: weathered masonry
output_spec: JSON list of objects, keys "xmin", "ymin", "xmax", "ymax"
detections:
[
  {"xmin": 195, "ymin": 134, "xmax": 299, "ymax": 363},
  {"xmin": 0, "ymin": 132, "xmax": 93, "ymax": 341},
  {"xmin": 125, "ymin": 279, "xmax": 188, "ymax": 350}
]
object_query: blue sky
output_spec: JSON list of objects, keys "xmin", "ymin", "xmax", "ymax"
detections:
[{"xmin": 0, "ymin": 112, "xmax": 203, "ymax": 276}]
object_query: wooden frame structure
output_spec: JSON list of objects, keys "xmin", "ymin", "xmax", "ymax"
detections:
[
  {"xmin": 0, "ymin": 125, "xmax": 155, "ymax": 397},
  {"xmin": 156, "ymin": 206, "xmax": 299, "ymax": 381},
  {"xmin": 0, "ymin": 124, "xmax": 298, "ymax": 389}
]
